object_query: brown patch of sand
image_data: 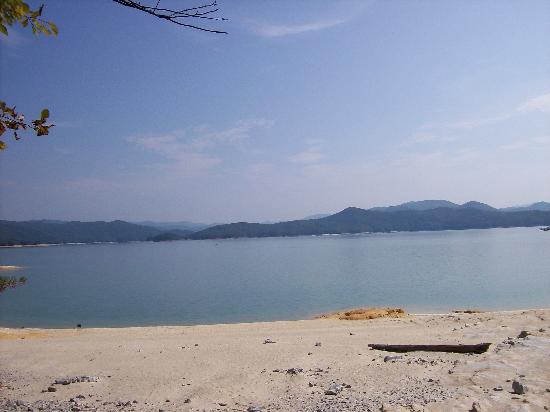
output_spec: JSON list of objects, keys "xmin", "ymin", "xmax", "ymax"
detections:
[
  {"xmin": 0, "ymin": 330, "xmax": 49, "ymax": 340},
  {"xmin": 0, "ymin": 265, "xmax": 23, "ymax": 271},
  {"xmin": 317, "ymin": 307, "xmax": 406, "ymax": 320}
]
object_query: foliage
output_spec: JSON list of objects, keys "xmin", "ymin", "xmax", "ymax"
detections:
[
  {"xmin": 0, "ymin": 0, "xmax": 57, "ymax": 36},
  {"xmin": 0, "ymin": 0, "xmax": 56, "ymax": 151},
  {"xmin": 0, "ymin": 102, "xmax": 53, "ymax": 150},
  {"xmin": 0, "ymin": 275, "xmax": 27, "ymax": 293}
]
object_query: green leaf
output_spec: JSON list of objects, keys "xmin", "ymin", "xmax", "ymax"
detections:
[
  {"xmin": 0, "ymin": 140, "xmax": 6, "ymax": 150},
  {"xmin": 49, "ymin": 22, "xmax": 58, "ymax": 36},
  {"xmin": 36, "ymin": 126, "xmax": 49, "ymax": 136},
  {"xmin": 0, "ymin": 24, "xmax": 7, "ymax": 36},
  {"xmin": 38, "ymin": 24, "xmax": 49, "ymax": 36},
  {"xmin": 40, "ymin": 109, "xmax": 50, "ymax": 120}
]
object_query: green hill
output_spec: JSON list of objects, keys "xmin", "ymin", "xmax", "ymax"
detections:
[
  {"xmin": 0, "ymin": 220, "xmax": 161, "ymax": 246},
  {"xmin": 190, "ymin": 207, "xmax": 550, "ymax": 240}
]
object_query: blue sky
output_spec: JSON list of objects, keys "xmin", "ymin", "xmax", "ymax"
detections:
[{"xmin": 1, "ymin": 0, "xmax": 549, "ymax": 223}]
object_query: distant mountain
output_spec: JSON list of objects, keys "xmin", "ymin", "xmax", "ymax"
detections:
[
  {"xmin": 370, "ymin": 200, "xmax": 498, "ymax": 212},
  {"xmin": 370, "ymin": 200, "xmax": 460, "ymax": 212},
  {"xmin": 459, "ymin": 201, "xmax": 496, "ymax": 211},
  {"xmin": 302, "ymin": 213, "xmax": 331, "ymax": 220},
  {"xmin": 190, "ymin": 207, "xmax": 550, "ymax": 240},
  {"xmin": 0, "ymin": 220, "xmax": 161, "ymax": 246},
  {"xmin": 147, "ymin": 229, "xmax": 195, "ymax": 242},
  {"xmin": 500, "ymin": 202, "xmax": 550, "ymax": 212},
  {"xmin": 135, "ymin": 221, "xmax": 211, "ymax": 232},
  {"xmin": 4, "ymin": 200, "xmax": 549, "ymax": 245},
  {"xmin": 30, "ymin": 219, "xmax": 66, "ymax": 224}
]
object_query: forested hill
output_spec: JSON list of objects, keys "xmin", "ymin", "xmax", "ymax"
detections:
[
  {"xmin": 190, "ymin": 207, "xmax": 550, "ymax": 240},
  {"xmin": 2, "ymin": 202, "xmax": 550, "ymax": 245},
  {"xmin": 0, "ymin": 220, "xmax": 161, "ymax": 246}
]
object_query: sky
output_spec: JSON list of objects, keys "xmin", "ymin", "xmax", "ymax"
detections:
[{"xmin": 1, "ymin": 0, "xmax": 549, "ymax": 223}]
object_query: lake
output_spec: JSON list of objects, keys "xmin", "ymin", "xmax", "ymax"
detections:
[{"xmin": 0, "ymin": 227, "xmax": 549, "ymax": 328}]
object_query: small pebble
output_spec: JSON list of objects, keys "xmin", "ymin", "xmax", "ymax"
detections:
[{"xmin": 512, "ymin": 380, "xmax": 528, "ymax": 395}]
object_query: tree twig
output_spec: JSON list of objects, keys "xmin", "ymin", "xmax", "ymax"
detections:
[{"xmin": 112, "ymin": 0, "xmax": 228, "ymax": 33}]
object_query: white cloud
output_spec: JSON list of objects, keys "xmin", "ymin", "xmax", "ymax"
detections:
[
  {"xmin": 253, "ymin": 18, "xmax": 347, "ymax": 38},
  {"xmin": 247, "ymin": 162, "xmax": 274, "ymax": 175},
  {"xmin": 499, "ymin": 135, "xmax": 550, "ymax": 151},
  {"xmin": 128, "ymin": 119, "xmax": 272, "ymax": 175},
  {"xmin": 54, "ymin": 147, "xmax": 73, "ymax": 155},
  {"xmin": 410, "ymin": 133, "xmax": 437, "ymax": 144},
  {"xmin": 65, "ymin": 178, "xmax": 120, "ymax": 192},
  {"xmin": 420, "ymin": 113, "xmax": 511, "ymax": 131},
  {"xmin": 287, "ymin": 139, "xmax": 327, "ymax": 165},
  {"xmin": 421, "ymin": 92, "xmax": 550, "ymax": 132},
  {"xmin": 187, "ymin": 119, "xmax": 273, "ymax": 151},
  {"xmin": 288, "ymin": 149, "xmax": 326, "ymax": 164},
  {"xmin": 517, "ymin": 93, "xmax": 550, "ymax": 114}
]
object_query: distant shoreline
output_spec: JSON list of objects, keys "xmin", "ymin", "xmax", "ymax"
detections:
[
  {"xmin": 0, "ymin": 224, "xmax": 546, "ymax": 248},
  {"xmin": 2, "ymin": 306, "xmax": 550, "ymax": 330},
  {"xmin": 0, "ymin": 241, "xmax": 121, "ymax": 249},
  {"xmin": 0, "ymin": 265, "xmax": 23, "ymax": 270}
]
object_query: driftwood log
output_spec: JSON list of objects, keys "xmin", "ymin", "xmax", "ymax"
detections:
[{"xmin": 368, "ymin": 343, "xmax": 491, "ymax": 354}]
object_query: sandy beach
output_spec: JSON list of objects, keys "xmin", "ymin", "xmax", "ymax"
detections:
[{"xmin": 1, "ymin": 309, "xmax": 549, "ymax": 411}]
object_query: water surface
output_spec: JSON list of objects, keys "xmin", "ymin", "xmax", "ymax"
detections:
[{"xmin": 1, "ymin": 227, "xmax": 549, "ymax": 327}]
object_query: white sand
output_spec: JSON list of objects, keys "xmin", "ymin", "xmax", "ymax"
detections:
[{"xmin": 1, "ymin": 309, "xmax": 549, "ymax": 411}]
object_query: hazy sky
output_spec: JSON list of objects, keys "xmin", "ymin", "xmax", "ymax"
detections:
[{"xmin": 1, "ymin": 0, "xmax": 549, "ymax": 223}]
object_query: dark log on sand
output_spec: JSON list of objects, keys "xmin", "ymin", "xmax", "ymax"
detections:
[{"xmin": 368, "ymin": 343, "xmax": 491, "ymax": 354}]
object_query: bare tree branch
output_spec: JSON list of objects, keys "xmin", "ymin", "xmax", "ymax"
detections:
[{"xmin": 112, "ymin": 0, "xmax": 228, "ymax": 34}]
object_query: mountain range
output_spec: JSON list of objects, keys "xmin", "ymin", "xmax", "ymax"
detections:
[
  {"xmin": 189, "ymin": 206, "xmax": 550, "ymax": 240},
  {"xmin": 1, "ymin": 200, "xmax": 549, "ymax": 245}
]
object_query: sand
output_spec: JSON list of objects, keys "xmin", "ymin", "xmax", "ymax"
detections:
[{"xmin": 1, "ymin": 309, "xmax": 549, "ymax": 411}]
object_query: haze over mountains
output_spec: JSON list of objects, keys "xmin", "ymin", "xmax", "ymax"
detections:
[
  {"xmin": 189, "ymin": 203, "xmax": 550, "ymax": 240},
  {"xmin": 370, "ymin": 200, "xmax": 497, "ymax": 212},
  {"xmin": 1, "ymin": 200, "xmax": 549, "ymax": 246}
]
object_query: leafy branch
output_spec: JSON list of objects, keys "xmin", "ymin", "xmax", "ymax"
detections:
[
  {"xmin": 0, "ymin": 1, "xmax": 57, "ymax": 151},
  {"xmin": 0, "ymin": 102, "xmax": 53, "ymax": 150},
  {"xmin": 0, "ymin": 0, "xmax": 57, "ymax": 36},
  {"xmin": 0, "ymin": 0, "xmax": 226, "ymax": 151},
  {"xmin": 0, "ymin": 276, "xmax": 27, "ymax": 293}
]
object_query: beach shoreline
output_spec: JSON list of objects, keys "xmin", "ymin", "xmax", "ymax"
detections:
[
  {"xmin": 1, "ymin": 308, "xmax": 549, "ymax": 411},
  {"xmin": 1, "ymin": 306, "xmax": 549, "ymax": 330}
]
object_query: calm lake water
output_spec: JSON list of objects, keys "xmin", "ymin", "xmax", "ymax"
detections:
[{"xmin": 1, "ymin": 227, "xmax": 549, "ymax": 328}]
